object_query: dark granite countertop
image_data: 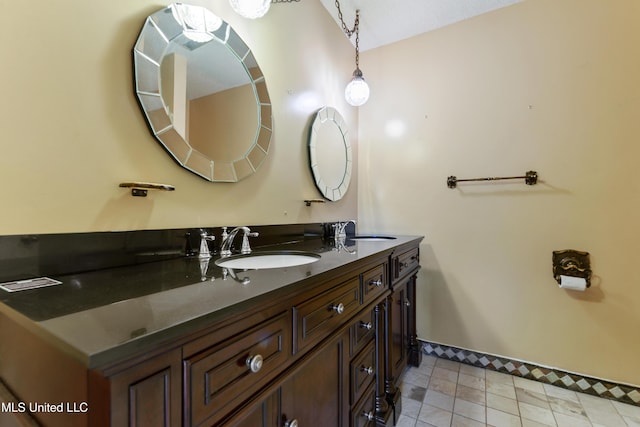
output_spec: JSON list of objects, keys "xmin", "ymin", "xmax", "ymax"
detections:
[{"xmin": 0, "ymin": 235, "xmax": 423, "ymax": 369}]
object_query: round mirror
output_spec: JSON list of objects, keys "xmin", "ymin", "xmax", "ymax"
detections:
[
  {"xmin": 308, "ymin": 107, "xmax": 352, "ymax": 201},
  {"xmin": 133, "ymin": 3, "xmax": 272, "ymax": 182}
]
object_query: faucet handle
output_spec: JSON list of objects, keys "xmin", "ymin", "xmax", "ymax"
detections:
[
  {"xmin": 198, "ymin": 231, "xmax": 215, "ymax": 259},
  {"xmin": 241, "ymin": 230, "xmax": 259, "ymax": 254}
]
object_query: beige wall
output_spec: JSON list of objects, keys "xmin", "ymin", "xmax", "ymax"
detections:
[
  {"xmin": 358, "ymin": 0, "xmax": 640, "ymax": 385},
  {"xmin": 0, "ymin": 0, "xmax": 358, "ymax": 235},
  {"xmin": 189, "ymin": 84, "xmax": 257, "ymax": 161}
]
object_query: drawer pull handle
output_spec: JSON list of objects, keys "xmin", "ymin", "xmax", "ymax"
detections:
[
  {"xmin": 246, "ymin": 354, "xmax": 263, "ymax": 373},
  {"xmin": 362, "ymin": 411, "xmax": 375, "ymax": 421},
  {"xmin": 359, "ymin": 321, "xmax": 373, "ymax": 330},
  {"xmin": 369, "ymin": 279, "xmax": 383, "ymax": 287},
  {"xmin": 361, "ymin": 366, "xmax": 374, "ymax": 375},
  {"xmin": 331, "ymin": 303, "xmax": 345, "ymax": 314},
  {"xmin": 284, "ymin": 419, "xmax": 299, "ymax": 427}
]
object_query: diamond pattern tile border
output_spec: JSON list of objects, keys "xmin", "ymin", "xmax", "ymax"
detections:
[{"xmin": 420, "ymin": 340, "xmax": 640, "ymax": 407}]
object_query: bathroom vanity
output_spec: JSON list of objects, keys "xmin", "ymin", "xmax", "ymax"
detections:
[{"xmin": 0, "ymin": 228, "xmax": 422, "ymax": 427}]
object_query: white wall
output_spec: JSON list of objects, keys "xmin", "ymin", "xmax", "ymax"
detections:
[
  {"xmin": 0, "ymin": 0, "xmax": 358, "ymax": 235},
  {"xmin": 358, "ymin": 0, "xmax": 640, "ymax": 385}
]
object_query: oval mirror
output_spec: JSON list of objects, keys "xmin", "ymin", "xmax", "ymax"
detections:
[
  {"xmin": 133, "ymin": 3, "xmax": 272, "ymax": 182},
  {"xmin": 308, "ymin": 107, "xmax": 352, "ymax": 201}
]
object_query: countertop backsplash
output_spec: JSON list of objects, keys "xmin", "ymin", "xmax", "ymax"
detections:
[{"xmin": 0, "ymin": 223, "xmax": 337, "ymax": 283}]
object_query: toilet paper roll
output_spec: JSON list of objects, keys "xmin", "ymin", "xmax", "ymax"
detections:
[{"xmin": 559, "ymin": 275, "xmax": 587, "ymax": 291}]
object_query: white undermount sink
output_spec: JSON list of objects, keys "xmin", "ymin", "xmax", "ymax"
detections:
[
  {"xmin": 349, "ymin": 235, "xmax": 397, "ymax": 241},
  {"xmin": 214, "ymin": 251, "xmax": 321, "ymax": 270}
]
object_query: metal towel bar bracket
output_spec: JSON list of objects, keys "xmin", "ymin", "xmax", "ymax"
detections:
[
  {"xmin": 447, "ymin": 171, "xmax": 537, "ymax": 189},
  {"xmin": 119, "ymin": 182, "xmax": 175, "ymax": 197}
]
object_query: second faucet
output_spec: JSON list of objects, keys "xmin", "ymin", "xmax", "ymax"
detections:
[{"xmin": 220, "ymin": 226, "xmax": 259, "ymax": 256}]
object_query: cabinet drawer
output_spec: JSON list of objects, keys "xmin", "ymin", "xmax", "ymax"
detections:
[
  {"xmin": 293, "ymin": 277, "xmax": 360, "ymax": 353},
  {"xmin": 185, "ymin": 312, "xmax": 291, "ymax": 427},
  {"xmin": 361, "ymin": 263, "xmax": 387, "ymax": 306},
  {"xmin": 394, "ymin": 247, "xmax": 419, "ymax": 281},
  {"xmin": 350, "ymin": 341, "xmax": 376, "ymax": 405},
  {"xmin": 351, "ymin": 384, "xmax": 376, "ymax": 427},
  {"xmin": 349, "ymin": 308, "xmax": 375, "ymax": 358}
]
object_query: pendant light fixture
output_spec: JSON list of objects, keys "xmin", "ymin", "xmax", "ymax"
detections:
[
  {"xmin": 334, "ymin": 2, "xmax": 370, "ymax": 106},
  {"xmin": 229, "ymin": 0, "xmax": 271, "ymax": 19},
  {"xmin": 230, "ymin": 0, "xmax": 300, "ymax": 19},
  {"xmin": 228, "ymin": 0, "xmax": 369, "ymax": 106}
]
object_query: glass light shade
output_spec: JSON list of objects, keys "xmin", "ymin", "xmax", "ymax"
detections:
[
  {"xmin": 345, "ymin": 69, "xmax": 370, "ymax": 107},
  {"xmin": 171, "ymin": 4, "xmax": 222, "ymax": 42},
  {"xmin": 229, "ymin": 0, "xmax": 271, "ymax": 19}
]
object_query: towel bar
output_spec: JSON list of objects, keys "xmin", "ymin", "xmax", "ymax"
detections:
[{"xmin": 447, "ymin": 171, "xmax": 537, "ymax": 189}]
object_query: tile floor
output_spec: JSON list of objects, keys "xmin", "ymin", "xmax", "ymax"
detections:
[{"xmin": 397, "ymin": 355, "xmax": 640, "ymax": 427}]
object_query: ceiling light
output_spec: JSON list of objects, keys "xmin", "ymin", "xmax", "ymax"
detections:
[
  {"xmin": 228, "ymin": 0, "xmax": 369, "ymax": 106},
  {"xmin": 229, "ymin": 0, "xmax": 271, "ymax": 19},
  {"xmin": 171, "ymin": 3, "xmax": 222, "ymax": 42},
  {"xmin": 335, "ymin": 5, "xmax": 370, "ymax": 107},
  {"xmin": 230, "ymin": 0, "xmax": 300, "ymax": 19},
  {"xmin": 345, "ymin": 68, "xmax": 369, "ymax": 107}
]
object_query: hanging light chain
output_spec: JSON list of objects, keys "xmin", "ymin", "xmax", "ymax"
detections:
[
  {"xmin": 334, "ymin": 0, "xmax": 360, "ymax": 68},
  {"xmin": 334, "ymin": 0, "xmax": 358, "ymax": 37},
  {"xmin": 354, "ymin": 12, "xmax": 360, "ymax": 68}
]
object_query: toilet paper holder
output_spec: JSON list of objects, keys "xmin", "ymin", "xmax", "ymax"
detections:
[{"xmin": 552, "ymin": 249, "xmax": 591, "ymax": 288}]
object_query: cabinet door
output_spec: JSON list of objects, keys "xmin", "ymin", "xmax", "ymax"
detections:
[
  {"xmin": 280, "ymin": 332, "xmax": 349, "ymax": 427},
  {"xmin": 222, "ymin": 389, "xmax": 280, "ymax": 427},
  {"xmin": 109, "ymin": 348, "xmax": 182, "ymax": 427},
  {"xmin": 388, "ymin": 279, "xmax": 408, "ymax": 385}
]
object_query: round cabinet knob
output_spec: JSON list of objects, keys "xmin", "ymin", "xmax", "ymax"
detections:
[
  {"xmin": 246, "ymin": 354, "xmax": 263, "ymax": 373},
  {"xmin": 361, "ymin": 366, "xmax": 374, "ymax": 375},
  {"xmin": 359, "ymin": 321, "xmax": 373, "ymax": 330},
  {"xmin": 370, "ymin": 279, "xmax": 383, "ymax": 287},
  {"xmin": 405, "ymin": 299, "xmax": 411, "ymax": 307},
  {"xmin": 331, "ymin": 303, "xmax": 345, "ymax": 314},
  {"xmin": 362, "ymin": 411, "xmax": 375, "ymax": 421},
  {"xmin": 284, "ymin": 419, "xmax": 299, "ymax": 427}
]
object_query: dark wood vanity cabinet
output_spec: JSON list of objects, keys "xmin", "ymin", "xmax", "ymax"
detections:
[
  {"xmin": 1, "ymin": 240, "xmax": 422, "ymax": 427},
  {"xmin": 391, "ymin": 246, "xmax": 422, "ymax": 369},
  {"xmin": 385, "ymin": 246, "xmax": 422, "ymax": 423}
]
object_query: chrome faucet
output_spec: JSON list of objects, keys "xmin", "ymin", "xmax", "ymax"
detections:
[
  {"xmin": 198, "ymin": 230, "xmax": 215, "ymax": 259},
  {"xmin": 333, "ymin": 220, "xmax": 356, "ymax": 241},
  {"xmin": 220, "ymin": 226, "xmax": 259, "ymax": 256}
]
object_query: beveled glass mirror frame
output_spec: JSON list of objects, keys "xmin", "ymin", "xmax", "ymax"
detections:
[
  {"xmin": 133, "ymin": 3, "xmax": 272, "ymax": 182},
  {"xmin": 308, "ymin": 106, "xmax": 352, "ymax": 201}
]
